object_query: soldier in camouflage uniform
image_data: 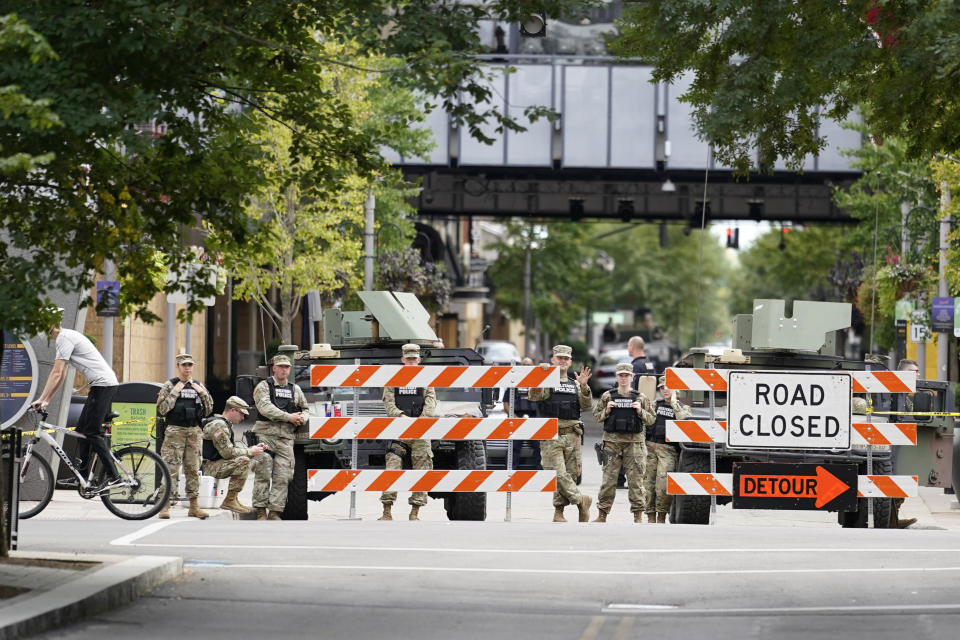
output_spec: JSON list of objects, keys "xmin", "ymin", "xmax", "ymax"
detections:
[
  {"xmin": 252, "ymin": 354, "xmax": 310, "ymax": 521},
  {"xmin": 528, "ymin": 344, "xmax": 593, "ymax": 523},
  {"xmin": 157, "ymin": 353, "xmax": 214, "ymax": 519},
  {"xmin": 380, "ymin": 343, "xmax": 437, "ymax": 521},
  {"xmin": 643, "ymin": 375, "xmax": 691, "ymax": 523},
  {"xmin": 592, "ymin": 362, "xmax": 655, "ymax": 523},
  {"xmin": 201, "ymin": 396, "xmax": 269, "ymax": 514}
]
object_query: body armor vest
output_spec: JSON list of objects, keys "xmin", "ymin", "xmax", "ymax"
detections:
[
  {"xmin": 603, "ymin": 390, "xmax": 642, "ymax": 433},
  {"xmin": 165, "ymin": 377, "xmax": 203, "ymax": 427},
  {"xmin": 511, "ymin": 387, "xmax": 538, "ymax": 417},
  {"xmin": 202, "ymin": 416, "xmax": 229, "ymax": 461},
  {"xmin": 648, "ymin": 400, "xmax": 676, "ymax": 444},
  {"xmin": 394, "ymin": 387, "xmax": 425, "ymax": 417},
  {"xmin": 268, "ymin": 378, "xmax": 297, "ymax": 413},
  {"xmin": 538, "ymin": 375, "xmax": 580, "ymax": 420}
]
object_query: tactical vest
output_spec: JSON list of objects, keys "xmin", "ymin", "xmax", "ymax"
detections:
[
  {"xmin": 538, "ymin": 375, "xmax": 581, "ymax": 420},
  {"xmin": 603, "ymin": 390, "xmax": 642, "ymax": 433},
  {"xmin": 267, "ymin": 378, "xmax": 298, "ymax": 413},
  {"xmin": 394, "ymin": 387, "xmax": 425, "ymax": 417},
  {"xmin": 201, "ymin": 415, "xmax": 230, "ymax": 461},
  {"xmin": 165, "ymin": 377, "xmax": 203, "ymax": 427},
  {"xmin": 648, "ymin": 400, "xmax": 676, "ymax": 444},
  {"xmin": 511, "ymin": 387, "xmax": 538, "ymax": 417}
]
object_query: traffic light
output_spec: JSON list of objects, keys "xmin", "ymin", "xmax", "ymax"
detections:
[
  {"xmin": 726, "ymin": 227, "xmax": 739, "ymax": 249},
  {"xmin": 520, "ymin": 11, "xmax": 547, "ymax": 37},
  {"xmin": 778, "ymin": 226, "xmax": 788, "ymax": 251},
  {"xmin": 617, "ymin": 199, "xmax": 634, "ymax": 223},
  {"xmin": 569, "ymin": 198, "xmax": 584, "ymax": 222}
]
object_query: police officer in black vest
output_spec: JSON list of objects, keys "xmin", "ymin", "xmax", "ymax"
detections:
[
  {"xmin": 592, "ymin": 362, "xmax": 655, "ymax": 522},
  {"xmin": 642, "ymin": 375, "xmax": 691, "ymax": 523},
  {"xmin": 157, "ymin": 352, "xmax": 214, "ymax": 519},
  {"xmin": 380, "ymin": 343, "xmax": 437, "ymax": 521}
]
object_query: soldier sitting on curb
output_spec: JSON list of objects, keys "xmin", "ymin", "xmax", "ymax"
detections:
[{"xmin": 201, "ymin": 396, "xmax": 269, "ymax": 515}]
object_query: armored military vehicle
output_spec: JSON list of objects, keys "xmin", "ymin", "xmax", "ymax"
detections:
[
  {"xmin": 671, "ymin": 299, "xmax": 915, "ymax": 528},
  {"xmin": 236, "ymin": 291, "xmax": 536, "ymax": 521}
]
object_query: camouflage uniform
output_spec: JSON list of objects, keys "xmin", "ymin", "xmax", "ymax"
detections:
[
  {"xmin": 593, "ymin": 388, "xmax": 655, "ymax": 514},
  {"xmin": 157, "ymin": 377, "xmax": 213, "ymax": 499},
  {"xmin": 202, "ymin": 415, "xmax": 254, "ymax": 493},
  {"xmin": 644, "ymin": 394, "xmax": 691, "ymax": 516},
  {"xmin": 528, "ymin": 378, "xmax": 593, "ymax": 509},
  {"xmin": 380, "ymin": 386, "xmax": 437, "ymax": 507},
  {"xmin": 252, "ymin": 376, "xmax": 310, "ymax": 513}
]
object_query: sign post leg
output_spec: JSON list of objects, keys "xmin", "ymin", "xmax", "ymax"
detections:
[
  {"xmin": 709, "ymin": 387, "xmax": 717, "ymax": 525},
  {"xmin": 505, "ymin": 389, "xmax": 515, "ymax": 522},
  {"xmin": 348, "ymin": 358, "xmax": 359, "ymax": 520},
  {"xmin": 866, "ymin": 445, "xmax": 873, "ymax": 529}
]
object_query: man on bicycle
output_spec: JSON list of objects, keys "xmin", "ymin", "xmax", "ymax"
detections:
[{"xmin": 31, "ymin": 307, "xmax": 122, "ymax": 489}]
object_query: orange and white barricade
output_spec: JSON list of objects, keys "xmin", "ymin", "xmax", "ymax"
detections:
[
  {"xmin": 666, "ymin": 420, "xmax": 918, "ymax": 446},
  {"xmin": 307, "ymin": 469, "xmax": 557, "ymax": 493},
  {"xmin": 663, "ymin": 368, "xmax": 916, "ymax": 394},
  {"xmin": 667, "ymin": 472, "xmax": 919, "ymax": 498},
  {"xmin": 308, "ymin": 363, "xmax": 563, "ymax": 520}
]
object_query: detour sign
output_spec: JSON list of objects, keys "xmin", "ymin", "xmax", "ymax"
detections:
[{"xmin": 732, "ymin": 462, "xmax": 858, "ymax": 511}]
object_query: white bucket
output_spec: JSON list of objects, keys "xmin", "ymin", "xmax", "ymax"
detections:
[{"xmin": 197, "ymin": 475, "xmax": 217, "ymax": 509}]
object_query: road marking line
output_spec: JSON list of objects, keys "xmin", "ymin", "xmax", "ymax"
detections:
[
  {"xmin": 603, "ymin": 603, "xmax": 960, "ymax": 616},
  {"xmin": 110, "ymin": 519, "xmax": 182, "ymax": 546},
  {"xmin": 110, "ymin": 541, "xmax": 960, "ymax": 555},
  {"xmin": 577, "ymin": 616, "xmax": 605, "ymax": 640},
  {"xmin": 611, "ymin": 616, "xmax": 635, "ymax": 640},
  {"xmin": 187, "ymin": 564, "xmax": 960, "ymax": 577}
]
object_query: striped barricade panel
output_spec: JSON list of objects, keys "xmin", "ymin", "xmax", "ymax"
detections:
[
  {"xmin": 663, "ymin": 368, "xmax": 916, "ymax": 394},
  {"xmin": 857, "ymin": 475, "xmax": 919, "ymax": 498},
  {"xmin": 307, "ymin": 469, "xmax": 557, "ymax": 493},
  {"xmin": 310, "ymin": 364, "xmax": 561, "ymax": 389},
  {"xmin": 667, "ymin": 472, "xmax": 918, "ymax": 498},
  {"xmin": 666, "ymin": 473, "xmax": 733, "ymax": 496},
  {"xmin": 665, "ymin": 420, "xmax": 917, "ymax": 446},
  {"xmin": 308, "ymin": 416, "xmax": 558, "ymax": 440}
]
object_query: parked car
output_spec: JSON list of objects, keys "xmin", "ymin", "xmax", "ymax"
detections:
[
  {"xmin": 588, "ymin": 348, "xmax": 632, "ymax": 395},
  {"xmin": 475, "ymin": 340, "xmax": 520, "ymax": 366}
]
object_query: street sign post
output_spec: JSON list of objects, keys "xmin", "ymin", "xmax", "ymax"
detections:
[
  {"xmin": 727, "ymin": 371, "xmax": 852, "ymax": 449},
  {"xmin": 732, "ymin": 462, "xmax": 858, "ymax": 511}
]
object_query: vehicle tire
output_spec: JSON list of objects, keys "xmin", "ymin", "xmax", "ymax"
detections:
[
  {"xmin": 839, "ymin": 459, "xmax": 893, "ymax": 528},
  {"xmin": 444, "ymin": 441, "xmax": 487, "ymax": 521},
  {"xmin": 100, "ymin": 446, "xmax": 172, "ymax": 520},
  {"xmin": 283, "ymin": 445, "xmax": 309, "ymax": 521},
  {"xmin": 18, "ymin": 449, "xmax": 55, "ymax": 519},
  {"xmin": 671, "ymin": 450, "xmax": 710, "ymax": 525}
]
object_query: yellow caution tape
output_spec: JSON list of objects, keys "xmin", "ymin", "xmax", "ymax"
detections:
[{"xmin": 868, "ymin": 410, "xmax": 960, "ymax": 417}]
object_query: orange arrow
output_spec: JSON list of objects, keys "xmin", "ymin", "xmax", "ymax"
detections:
[{"xmin": 738, "ymin": 466, "xmax": 850, "ymax": 508}]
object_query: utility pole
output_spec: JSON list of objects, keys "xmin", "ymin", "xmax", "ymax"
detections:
[
  {"xmin": 937, "ymin": 185, "xmax": 952, "ymax": 381},
  {"xmin": 523, "ymin": 244, "xmax": 532, "ymax": 358},
  {"xmin": 364, "ymin": 189, "xmax": 375, "ymax": 292}
]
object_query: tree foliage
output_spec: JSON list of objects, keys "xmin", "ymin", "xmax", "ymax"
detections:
[
  {"xmin": 0, "ymin": 0, "xmax": 594, "ymax": 337},
  {"xmin": 612, "ymin": 1, "xmax": 960, "ymax": 173}
]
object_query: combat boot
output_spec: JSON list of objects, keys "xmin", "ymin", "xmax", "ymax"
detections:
[
  {"xmin": 267, "ymin": 510, "xmax": 282, "ymax": 521},
  {"xmin": 379, "ymin": 503, "xmax": 393, "ymax": 521},
  {"xmin": 255, "ymin": 507, "xmax": 268, "ymax": 520},
  {"xmin": 219, "ymin": 490, "xmax": 251, "ymax": 514},
  {"xmin": 646, "ymin": 512, "xmax": 657, "ymax": 523},
  {"xmin": 656, "ymin": 512, "xmax": 667, "ymax": 523},
  {"xmin": 157, "ymin": 500, "xmax": 171, "ymax": 519},
  {"xmin": 633, "ymin": 512, "xmax": 643, "ymax": 523},
  {"xmin": 552, "ymin": 507, "xmax": 567, "ymax": 522},
  {"xmin": 592, "ymin": 510, "xmax": 608, "ymax": 523},
  {"xmin": 577, "ymin": 495, "xmax": 592, "ymax": 522},
  {"xmin": 409, "ymin": 506, "xmax": 420, "ymax": 521},
  {"xmin": 188, "ymin": 497, "xmax": 209, "ymax": 520}
]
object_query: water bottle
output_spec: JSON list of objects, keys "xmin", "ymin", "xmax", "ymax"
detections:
[
  {"xmin": 333, "ymin": 402, "xmax": 342, "ymax": 417},
  {"xmin": 324, "ymin": 402, "xmax": 331, "ymax": 417}
]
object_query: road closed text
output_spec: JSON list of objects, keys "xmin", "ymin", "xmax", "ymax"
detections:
[{"xmin": 727, "ymin": 372, "xmax": 852, "ymax": 449}]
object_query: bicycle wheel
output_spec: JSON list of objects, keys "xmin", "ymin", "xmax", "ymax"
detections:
[
  {"xmin": 100, "ymin": 446, "xmax": 171, "ymax": 520},
  {"xmin": 18, "ymin": 449, "xmax": 55, "ymax": 519}
]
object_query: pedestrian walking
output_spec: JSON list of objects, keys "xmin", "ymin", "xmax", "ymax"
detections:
[
  {"xmin": 252, "ymin": 354, "xmax": 310, "ymax": 520},
  {"xmin": 528, "ymin": 344, "xmax": 593, "ymax": 522},
  {"xmin": 201, "ymin": 396, "xmax": 269, "ymax": 515},
  {"xmin": 593, "ymin": 362, "xmax": 655, "ymax": 522},
  {"xmin": 380, "ymin": 343, "xmax": 437, "ymax": 521},
  {"xmin": 157, "ymin": 352, "xmax": 214, "ymax": 519}
]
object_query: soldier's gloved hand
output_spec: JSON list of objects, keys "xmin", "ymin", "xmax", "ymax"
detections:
[
  {"xmin": 631, "ymin": 401, "xmax": 644, "ymax": 415},
  {"xmin": 190, "ymin": 382, "xmax": 203, "ymax": 393},
  {"xmin": 605, "ymin": 400, "xmax": 616, "ymax": 414}
]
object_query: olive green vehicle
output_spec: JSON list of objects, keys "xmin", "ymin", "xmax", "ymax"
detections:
[{"xmin": 671, "ymin": 299, "xmax": 959, "ymax": 528}]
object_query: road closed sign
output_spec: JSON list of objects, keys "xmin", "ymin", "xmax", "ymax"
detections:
[{"xmin": 727, "ymin": 371, "xmax": 851, "ymax": 449}]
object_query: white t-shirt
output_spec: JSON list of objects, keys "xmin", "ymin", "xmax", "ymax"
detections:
[{"xmin": 55, "ymin": 328, "xmax": 118, "ymax": 387}]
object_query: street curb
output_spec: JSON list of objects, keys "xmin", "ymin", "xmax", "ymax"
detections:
[{"xmin": 0, "ymin": 554, "xmax": 182, "ymax": 639}]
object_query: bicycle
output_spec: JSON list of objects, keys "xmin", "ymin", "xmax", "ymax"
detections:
[{"xmin": 18, "ymin": 408, "xmax": 172, "ymax": 520}]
